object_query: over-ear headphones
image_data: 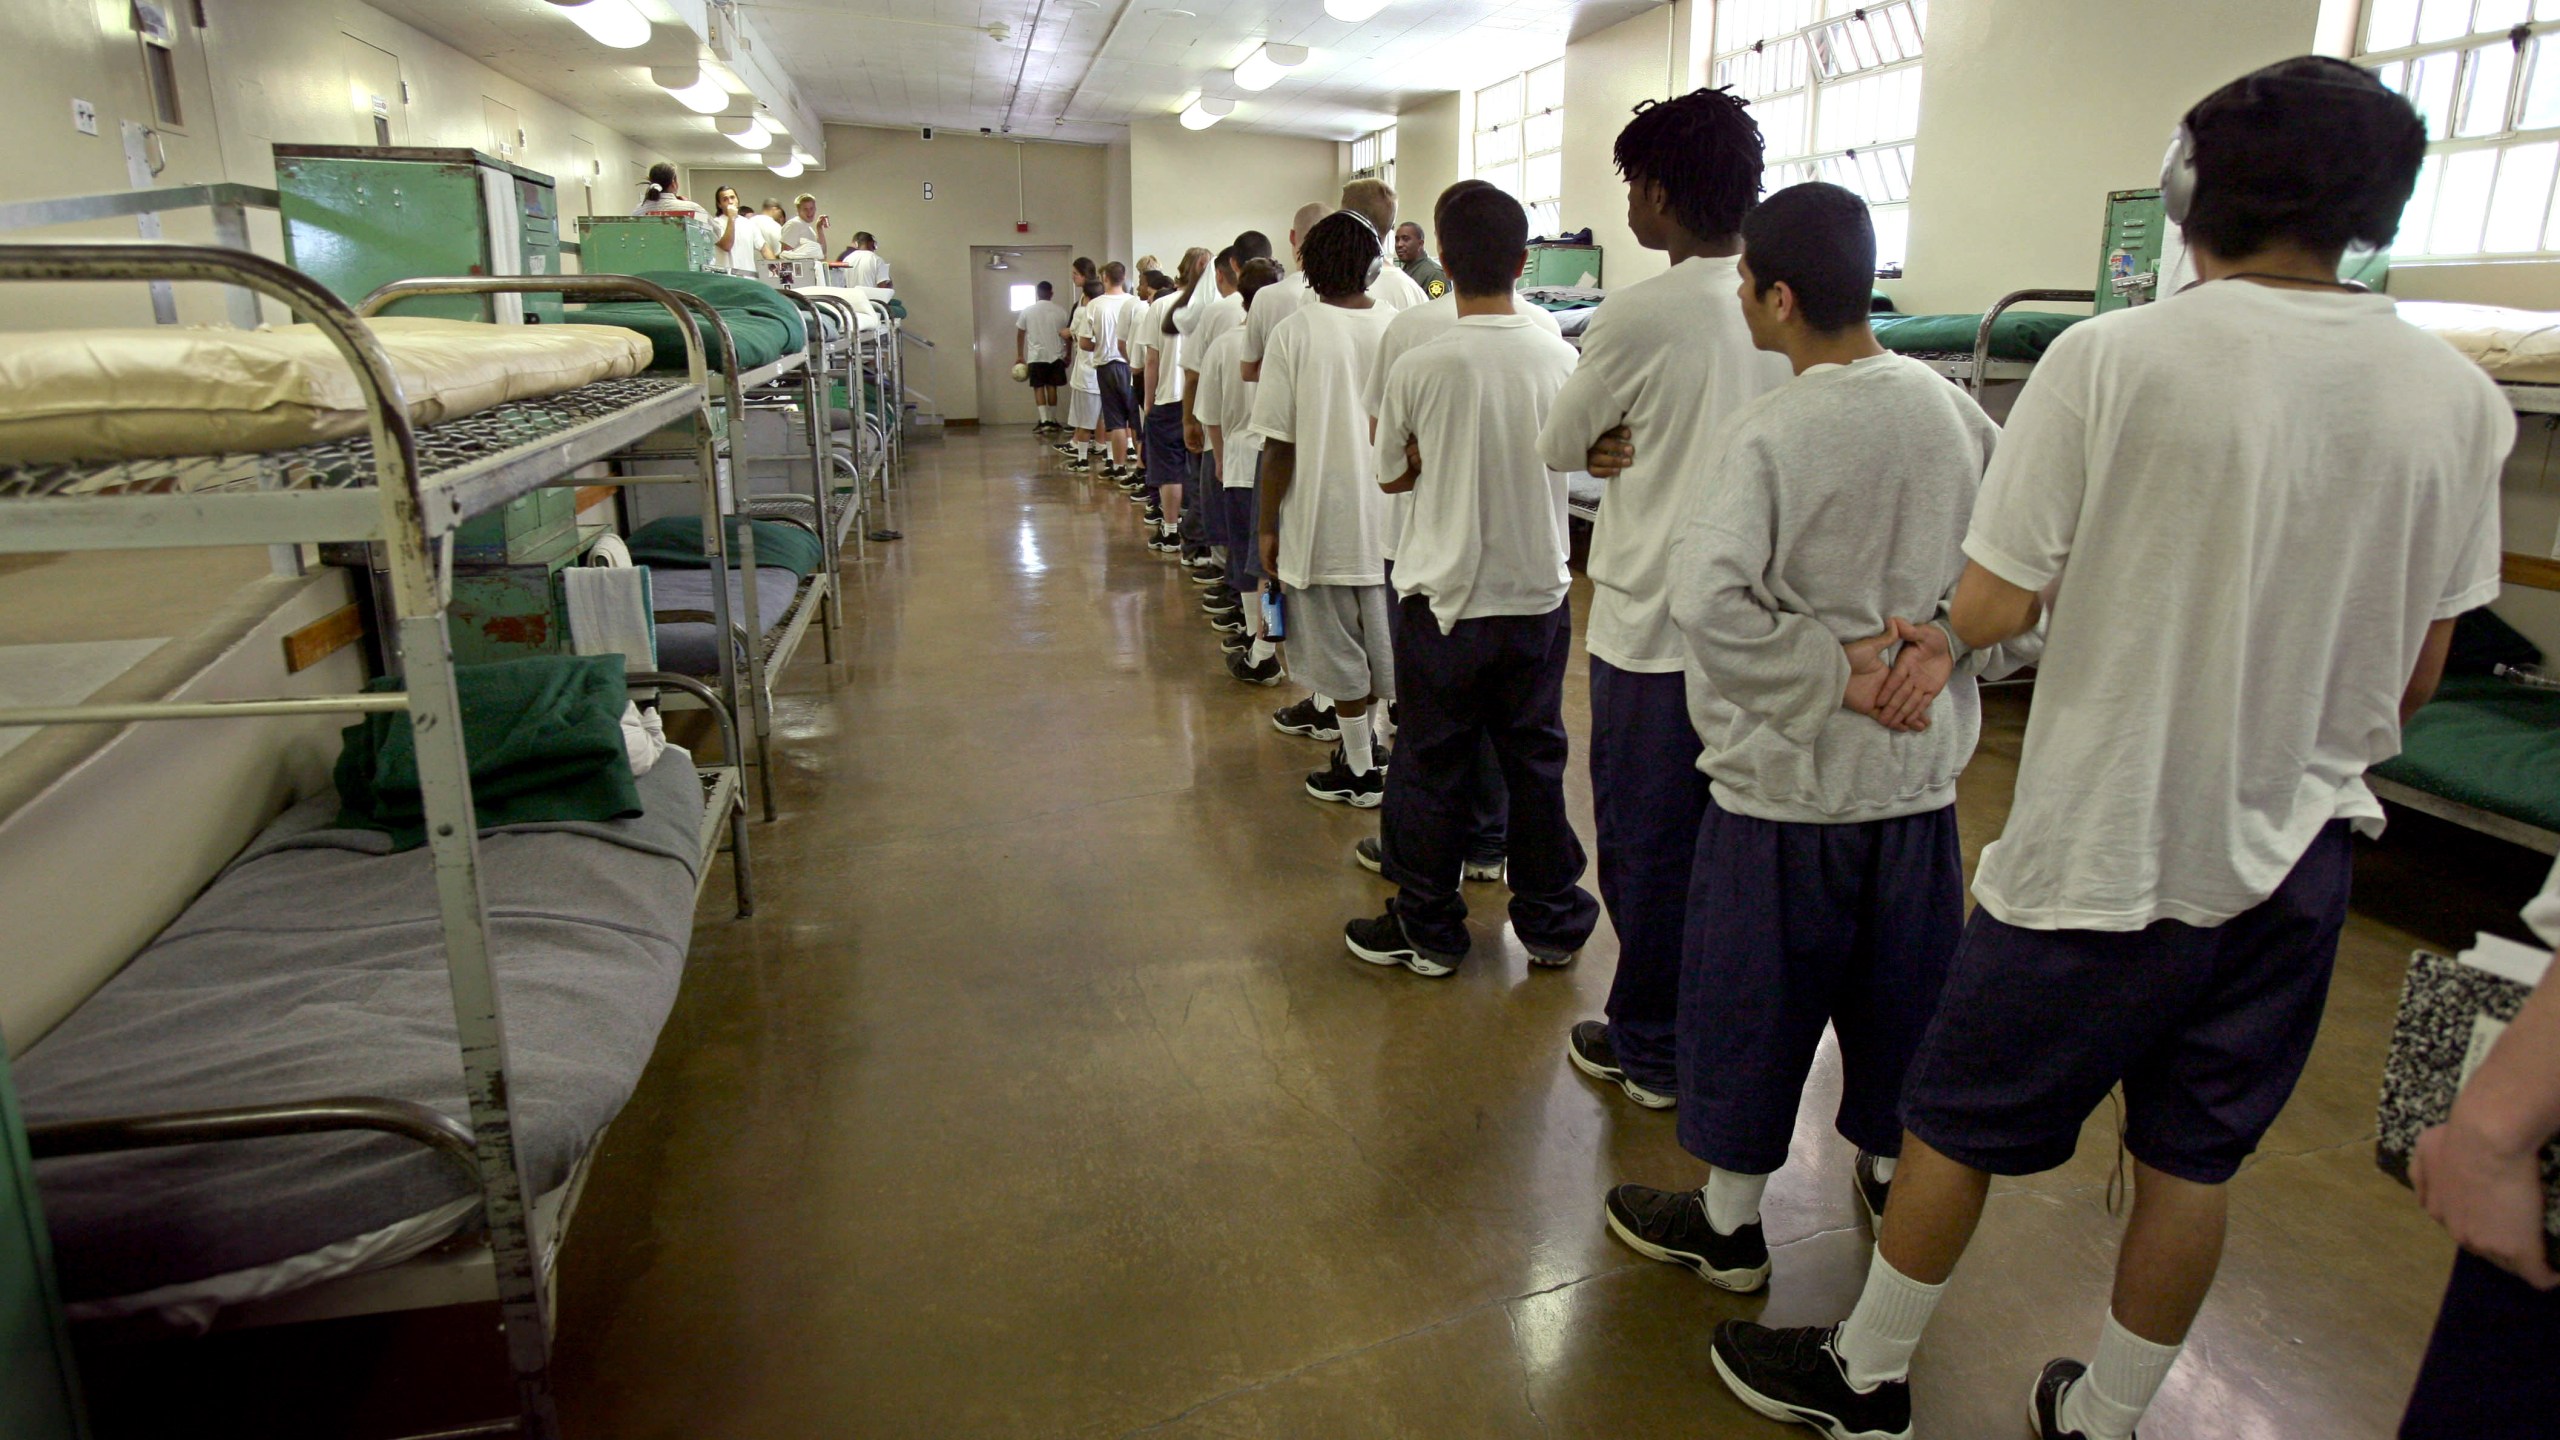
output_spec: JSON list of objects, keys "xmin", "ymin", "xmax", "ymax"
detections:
[
  {"xmin": 2160, "ymin": 63, "xmax": 2417, "ymax": 229},
  {"xmin": 1340, "ymin": 208, "xmax": 1388, "ymax": 290}
]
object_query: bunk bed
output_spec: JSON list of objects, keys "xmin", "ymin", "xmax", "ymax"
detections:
[
  {"xmin": 0, "ymin": 245, "xmax": 751, "ymax": 1440},
  {"xmin": 1873, "ymin": 287, "xmax": 2095, "ymax": 394}
]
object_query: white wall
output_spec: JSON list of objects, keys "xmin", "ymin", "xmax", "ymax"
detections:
[
  {"xmin": 2, "ymin": 0, "xmax": 656, "ymax": 330},
  {"xmin": 1129, "ymin": 119, "xmax": 1338, "ymax": 272},
  {"xmin": 1560, "ymin": 0, "xmax": 1693, "ymax": 289},
  {"xmin": 1106, "ymin": 134, "xmax": 1133, "ymax": 270},
  {"xmin": 1395, "ymin": 91, "xmax": 1464, "ymax": 240},
  {"xmin": 699, "ymin": 127, "xmax": 1110, "ymax": 421}
]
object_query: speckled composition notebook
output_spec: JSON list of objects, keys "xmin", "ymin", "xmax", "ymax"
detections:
[{"xmin": 2376, "ymin": 937, "xmax": 2560, "ymax": 1270}]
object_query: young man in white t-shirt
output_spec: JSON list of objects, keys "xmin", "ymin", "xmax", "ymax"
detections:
[
  {"xmin": 1195, "ymin": 259, "xmax": 1285, "ymax": 683},
  {"xmin": 1250, "ymin": 213, "xmax": 1400, "ymax": 808},
  {"xmin": 1604, "ymin": 181, "xmax": 2032, "ymax": 1302},
  {"xmin": 835, "ymin": 232, "xmax": 890, "ymax": 289},
  {"xmin": 1712, "ymin": 61, "xmax": 2511, "ymax": 1440},
  {"xmin": 1062, "ymin": 280, "xmax": 1106, "ymax": 471},
  {"xmin": 1536, "ymin": 88, "xmax": 1791, "ymax": 1112},
  {"xmin": 1083, "ymin": 261, "xmax": 1146, "ymax": 481},
  {"xmin": 1343, "ymin": 183, "xmax": 1597, "ymax": 978},
  {"xmin": 1243, "ymin": 199, "xmax": 1428, "ymax": 386},
  {"xmin": 1016, "ymin": 282, "xmax": 1070, "ymax": 432}
]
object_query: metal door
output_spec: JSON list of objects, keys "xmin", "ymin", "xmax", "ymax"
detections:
[
  {"xmin": 970, "ymin": 246, "xmax": 1073, "ymax": 427},
  {"xmin": 339, "ymin": 35, "xmax": 405, "ymax": 146}
]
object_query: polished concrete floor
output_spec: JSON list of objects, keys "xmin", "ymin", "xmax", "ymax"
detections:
[{"xmin": 518, "ymin": 427, "xmax": 2558, "ymax": 1439}]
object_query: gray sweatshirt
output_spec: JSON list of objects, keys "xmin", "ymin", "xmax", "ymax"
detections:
[{"xmin": 1667, "ymin": 353, "xmax": 2039, "ymax": 824}]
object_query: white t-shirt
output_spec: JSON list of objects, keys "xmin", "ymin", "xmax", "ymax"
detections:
[
  {"xmin": 1243, "ymin": 264, "xmax": 1421, "ymax": 365},
  {"xmin": 837, "ymin": 249, "xmax": 889, "ymax": 288},
  {"xmin": 1017, "ymin": 299, "xmax": 1068, "ymax": 364},
  {"xmin": 778, "ymin": 216, "xmax": 825, "ymax": 258},
  {"xmin": 1191, "ymin": 328, "xmax": 1258, "ymax": 476},
  {"xmin": 1366, "ymin": 296, "xmax": 1563, "ymax": 559},
  {"xmin": 1375, "ymin": 314, "xmax": 1579, "ymax": 632},
  {"xmin": 1249, "ymin": 301, "xmax": 1396, "ymax": 588},
  {"xmin": 1140, "ymin": 292, "xmax": 1185, "ymax": 405},
  {"xmin": 723, "ymin": 212, "xmax": 782, "ymax": 274},
  {"xmin": 1370, "ymin": 261, "xmax": 1431, "ymax": 315},
  {"xmin": 634, "ymin": 193, "xmax": 706, "ymax": 219},
  {"xmin": 1186, "ymin": 292, "xmax": 1246, "ymax": 382},
  {"xmin": 1537, "ymin": 254, "xmax": 1791, "ymax": 673},
  {"xmin": 1087, "ymin": 292, "xmax": 1147, "ymax": 367},
  {"xmin": 1068, "ymin": 306, "xmax": 1101, "ymax": 393},
  {"xmin": 1966, "ymin": 282, "xmax": 2511, "ymax": 932}
]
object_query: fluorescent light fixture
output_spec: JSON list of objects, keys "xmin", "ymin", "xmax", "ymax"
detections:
[
  {"xmin": 1231, "ymin": 43, "xmax": 1307, "ymax": 92},
  {"xmin": 1323, "ymin": 0, "xmax": 1391, "ymax": 21},
  {"xmin": 652, "ymin": 66, "xmax": 733, "ymax": 115},
  {"xmin": 769, "ymin": 151, "xmax": 807, "ymax": 178},
  {"xmin": 1179, "ymin": 95, "xmax": 1235, "ymax": 130},
  {"xmin": 551, "ymin": 0, "xmax": 649, "ymax": 49},
  {"xmin": 720, "ymin": 116, "xmax": 773, "ymax": 149}
]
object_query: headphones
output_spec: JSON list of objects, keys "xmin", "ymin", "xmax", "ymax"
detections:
[
  {"xmin": 2159, "ymin": 64, "xmax": 2417, "ymax": 228},
  {"xmin": 1339, "ymin": 208, "xmax": 1389, "ymax": 290}
]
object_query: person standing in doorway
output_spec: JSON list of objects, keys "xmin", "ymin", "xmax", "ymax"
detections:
[{"xmin": 1018, "ymin": 281, "xmax": 1069, "ymax": 433}]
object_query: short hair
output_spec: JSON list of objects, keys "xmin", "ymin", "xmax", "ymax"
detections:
[
  {"xmin": 795, "ymin": 192, "xmax": 817, "ymax": 208},
  {"xmin": 760, "ymin": 197, "xmax": 784, "ymax": 213},
  {"xmin": 1214, "ymin": 245, "xmax": 1239, "ymax": 276},
  {"xmin": 1433, "ymin": 180, "xmax": 1500, "ymax": 239},
  {"xmin": 1142, "ymin": 269, "xmax": 1175, "ymax": 295},
  {"xmin": 2181, "ymin": 56, "xmax": 2425, "ymax": 260},
  {"xmin": 1438, "ymin": 185, "xmax": 1529, "ymax": 296},
  {"xmin": 1290, "ymin": 202, "xmax": 1330, "ymax": 247},
  {"xmin": 1081, "ymin": 278, "xmax": 1105, "ymax": 299},
  {"xmin": 1101, "ymin": 260, "xmax": 1128, "ymax": 286},
  {"xmin": 1237, "ymin": 257, "xmax": 1283, "ymax": 311},
  {"xmin": 1036, "ymin": 280, "xmax": 1054, "ymax": 298},
  {"xmin": 1613, "ymin": 87, "xmax": 1766, "ymax": 242},
  {"xmin": 1742, "ymin": 183, "xmax": 1875, "ymax": 332},
  {"xmin": 1340, "ymin": 177, "xmax": 1398, "ymax": 235},
  {"xmin": 1232, "ymin": 230, "xmax": 1274, "ymax": 264},
  {"xmin": 854, "ymin": 230, "xmax": 876, "ymax": 248},
  {"xmin": 1300, "ymin": 211, "xmax": 1380, "ymax": 300},
  {"xmin": 1396, "ymin": 220, "xmax": 1424, "ymax": 241}
]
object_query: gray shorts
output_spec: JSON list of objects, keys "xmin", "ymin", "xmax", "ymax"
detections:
[{"xmin": 1283, "ymin": 581, "xmax": 1396, "ymax": 703}]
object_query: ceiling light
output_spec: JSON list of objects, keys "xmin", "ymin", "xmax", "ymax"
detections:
[
  {"xmin": 652, "ymin": 66, "xmax": 733, "ymax": 115},
  {"xmin": 1179, "ymin": 95, "xmax": 1235, "ymax": 130},
  {"xmin": 769, "ymin": 151, "xmax": 808, "ymax": 178},
  {"xmin": 720, "ymin": 116, "xmax": 773, "ymax": 149},
  {"xmin": 1323, "ymin": 0, "xmax": 1391, "ymax": 21},
  {"xmin": 1147, "ymin": 6, "xmax": 1197, "ymax": 14},
  {"xmin": 1232, "ymin": 42, "xmax": 1308, "ymax": 92},
  {"xmin": 550, "ymin": 0, "xmax": 650, "ymax": 49}
]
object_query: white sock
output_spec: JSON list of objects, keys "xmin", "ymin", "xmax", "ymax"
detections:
[
  {"xmin": 1248, "ymin": 637, "xmax": 1275, "ymax": 664},
  {"xmin": 1835, "ymin": 1249, "xmax": 1946, "ymax": 1390},
  {"xmin": 1340, "ymin": 710, "xmax": 1375, "ymax": 774},
  {"xmin": 1310, "ymin": 692, "xmax": 1333, "ymax": 714},
  {"xmin": 1702, "ymin": 1169, "xmax": 1771, "ymax": 1235},
  {"xmin": 2059, "ymin": 1314, "xmax": 2182, "ymax": 1440},
  {"xmin": 1375, "ymin": 705, "xmax": 1396, "ymax": 744},
  {"xmin": 1871, "ymin": 1155, "xmax": 1898, "ymax": 1183}
]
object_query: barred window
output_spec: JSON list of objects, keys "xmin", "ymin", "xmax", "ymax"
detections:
[
  {"xmin": 1712, "ymin": 0, "xmax": 1927, "ymax": 274},
  {"xmin": 1474, "ymin": 60, "xmax": 1565, "ymax": 236},
  {"xmin": 2362, "ymin": 0, "xmax": 2560, "ymax": 259}
]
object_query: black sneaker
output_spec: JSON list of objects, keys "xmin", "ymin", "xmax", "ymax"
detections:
[
  {"xmin": 1712, "ymin": 1322, "xmax": 1911, "ymax": 1440},
  {"xmin": 1202, "ymin": 590, "xmax": 1243, "ymax": 614},
  {"xmin": 1524, "ymin": 939, "xmax": 1578, "ymax": 968},
  {"xmin": 1207, "ymin": 611, "xmax": 1246, "ymax": 636},
  {"xmin": 1305, "ymin": 747, "xmax": 1385, "ymax": 808},
  {"xmin": 1354, "ymin": 835, "xmax": 1386, "ymax": 873},
  {"xmin": 1183, "ymin": 549, "xmax": 1222, "ymax": 571},
  {"xmin": 1146, "ymin": 531, "xmax": 1181, "ymax": 553},
  {"xmin": 2030, "ymin": 1358, "xmax": 2111, "ymax": 1439},
  {"xmin": 1143, "ymin": 502, "xmax": 1166, "ymax": 524},
  {"xmin": 1271, "ymin": 697, "xmax": 1340, "ymax": 740},
  {"xmin": 1343, "ymin": 908, "xmax": 1461, "ymax": 977},
  {"xmin": 1565, "ymin": 1021, "xmax": 1676, "ymax": 1110},
  {"xmin": 1854, "ymin": 1153, "xmax": 1891, "ymax": 1233},
  {"xmin": 1226, "ymin": 649, "xmax": 1282, "ymax": 686},
  {"xmin": 1463, "ymin": 855, "xmax": 1505, "ymax": 884},
  {"xmin": 1221, "ymin": 628, "xmax": 1254, "ymax": 655},
  {"xmin": 1064, "ymin": 456, "xmax": 1094, "ymax": 473},
  {"xmin": 1186, "ymin": 566, "xmax": 1227, "ymax": 587},
  {"xmin": 1603, "ymin": 1183, "xmax": 1769, "ymax": 1291}
]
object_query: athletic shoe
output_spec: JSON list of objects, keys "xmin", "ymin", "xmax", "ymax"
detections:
[
  {"xmin": 1220, "ymin": 628, "xmax": 1254, "ymax": 654},
  {"xmin": 1201, "ymin": 595, "xmax": 1243, "ymax": 620},
  {"xmin": 1525, "ymin": 939, "xmax": 1578, "ymax": 968},
  {"xmin": 1354, "ymin": 835, "xmax": 1387, "ymax": 873},
  {"xmin": 2029, "ymin": 1359, "xmax": 2109, "ymax": 1440},
  {"xmin": 1305, "ymin": 748, "xmax": 1385, "ymax": 808},
  {"xmin": 1343, "ymin": 908, "xmax": 1461, "ymax": 977},
  {"xmin": 1272, "ymin": 697, "xmax": 1340, "ymax": 740},
  {"xmin": 1374, "ymin": 739, "xmax": 1394, "ymax": 772},
  {"xmin": 1147, "ymin": 532, "xmax": 1181, "ymax": 553},
  {"xmin": 1854, "ymin": 1152, "xmax": 1891, "ymax": 1233},
  {"xmin": 1183, "ymin": 549, "xmax": 1221, "ymax": 571},
  {"xmin": 1064, "ymin": 457, "xmax": 1094, "ymax": 473},
  {"xmin": 1186, "ymin": 564, "xmax": 1227, "ymax": 586},
  {"xmin": 1565, "ymin": 1020, "xmax": 1676, "ymax": 1109},
  {"xmin": 1226, "ymin": 649, "xmax": 1282, "ymax": 686},
  {"xmin": 1710, "ymin": 1322, "xmax": 1911, "ymax": 1440},
  {"xmin": 1207, "ymin": 612, "xmax": 1246, "ymax": 636},
  {"xmin": 1143, "ymin": 504, "xmax": 1166, "ymax": 526},
  {"xmin": 1464, "ymin": 856, "xmax": 1505, "ymax": 884},
  {"xmin": 1603, "ymin": 1184, "xmax": 1770, "ymax": 1291}
]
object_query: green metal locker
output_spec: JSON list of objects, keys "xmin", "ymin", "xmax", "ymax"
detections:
[
  {"xmin": 274, "ymin": 145, "xmax": 564, "ymax": 323},
  {"xmin": 575, "ymin": 215, "xmax": 719, "ymax": 275},
  {"xmin": 2095, "ymin": 188, "xmax": 2167, "ymax": 313}
]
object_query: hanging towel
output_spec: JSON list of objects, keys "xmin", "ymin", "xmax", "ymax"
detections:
[{"xmin": 564, "ymin": 564, "xmax": 658, "ymax": 671}]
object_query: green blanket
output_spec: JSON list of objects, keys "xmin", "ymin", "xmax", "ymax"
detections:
[
  {"xmin": 2373, "ymin": 675, "xmax": 2560, "ymax": 834},
  {"xmin": 334, "ymin": 654, "xmax": 641, "ymax": 850},
  {"xmin": 627, "ymin": 514, "xmax": 824, "ymax": 579},
  {"xmin": 564, "ymin": 270, "xmax": 808, "ymax": 373},
  {"xmin": 1873, "ymin": 309, "xmax": 2085, "ymax": 362}
]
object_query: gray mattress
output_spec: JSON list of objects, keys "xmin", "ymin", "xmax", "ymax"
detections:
[
  {"xmin": 650, "ymin": 564, "xmax": 803, "ymax": 677},
  {"xmin": 16, "ymin": 755, "xmax": 703, "ymax": 1306}
]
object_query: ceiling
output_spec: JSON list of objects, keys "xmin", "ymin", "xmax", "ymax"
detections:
[{"xmin": 380, "ymin": 0, "xmax": 1661, "ymax": 159}]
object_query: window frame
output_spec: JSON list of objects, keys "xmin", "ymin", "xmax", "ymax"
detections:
[
  {"xmin": 1351, "ymin": 124, "xmax": 1397, "ymax": 194},
  {"xmin": 1709, "ymin": 0, "xmax": 1928, "ymax": 275},
  {"xmin": 2358, "ymin": 2, "xmax": 2560, "ymax": 263},
  {"xmin": 1472, "ymin": 59, "xmax": 1565, "ymax": 237}
]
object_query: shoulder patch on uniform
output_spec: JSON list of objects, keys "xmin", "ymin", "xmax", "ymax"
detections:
[{"xmin": 1426, "ymin": 278, "xmax": 1447, "ymax": 297}]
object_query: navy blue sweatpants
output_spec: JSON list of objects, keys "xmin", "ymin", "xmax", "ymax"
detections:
[
  {"xmin": 1676, "ymin": 798, "xmax": 1966, "ymax": 1175},
  {"xmin": 1381, "ymin": 560, "xmax": 1506, "ymax": 864},
  {"xmin": 1380, "ymin": 598, "xmax": 1598, "ymax": 957},
  {"xmin": 2401, "ymin": 1250, "xmax": 2560, "ymax": 1439},
  {"xmin": 1588, "ymin": 660, "xmax": 1705, "ymax": 1092}
]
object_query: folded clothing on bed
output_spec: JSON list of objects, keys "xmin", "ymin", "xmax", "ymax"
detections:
[
  {"xmin": 15, "ymin": 753, "xmax": 702, "ymax": 1323},
  {"xmin": 0, "ymin": 317, "xmax": 656, "ymax": 467},
  {"xmin": 334, "ymin": 654, "xmax": 641, "ymax": 849},
  {"xmin": 2396, "ymin": 299, "xmax": 2560, "ymax": 383},
  {"xmin": 562, "ymin": 270, "xmax": 807, "ymax": 373},
  {"xmin": 627, "ymin": 513, "xmax": 825, "ymax": 579},
  {"xmin": 1872, "ymin": 308, "xmax": 2084, "ymax": 362}
]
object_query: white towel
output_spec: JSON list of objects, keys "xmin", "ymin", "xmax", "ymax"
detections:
[
  {"xmin": 588, "ymin": 532, "xmax": 632, "ymax": 568},
  {"xmin": 564, "ymin": 565, "xmax": 656, "ymax": 670},
  {"xmin": 619, "ymin": 700, "xmax": 667, "ymax": 776}
]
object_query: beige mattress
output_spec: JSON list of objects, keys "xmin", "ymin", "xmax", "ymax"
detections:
[
  {"xmin": 0, "ymin": 317, "xmax": 656, "ymax": 466},
  {"xmin": 2396, "ymin": 300, "xmax": 2560, "ymax": 383},
  {"xmin": 797, "ymin": 286, "xmax": 887, "ymax": 333}
]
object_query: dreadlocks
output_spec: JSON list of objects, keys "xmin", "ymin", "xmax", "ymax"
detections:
[
  {"xmin": 1299, "ymin": 211, "xmax": 1380, "ymax": 300},
  {"xmin": 1612, "ymin": 86, "xmax": 1766, "ymax": 243}
]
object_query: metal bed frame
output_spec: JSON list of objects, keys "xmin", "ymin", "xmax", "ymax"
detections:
[
  {"xmin": 0, "ymin": 243, "xmax": 755, "ymax": 1440},
  {"xmin": 1894, "ymin": 287, "xmax": 2098, "ymax": 395}
]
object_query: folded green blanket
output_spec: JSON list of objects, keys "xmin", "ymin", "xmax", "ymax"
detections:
[
  {"xmin": 564, "ymin": 269, "xmax": 809, "ymax": 372},
  {"xmin": 2373, "ymin": 675, "xmax": 2560, "ymax": 834},
  {"xmin": 1873, "ymin": 309, "xmax": 2085, "ymax": 362},
  {"xmin": 627, "ymin": 514, "xmax": 824, "ymax": 579},
  {"xmin": 334, "ymin": 654, "xmax": 641, "ymax": 850}
]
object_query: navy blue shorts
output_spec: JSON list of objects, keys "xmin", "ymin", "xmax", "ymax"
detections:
[
  {"xmin": 1145, "ymin": 403, "xmax": 1185, "ymax": 492},
  {"xmin": 1098, "ymin": 361, "xmax": 1138, "ymax": 432},
  {"xmin": 1901, "ymin": 821, "xmax": 2353, "ymax": 1185},
  {"xmin": 1223, "ymin": 460, "xmax": 1263, "ymax": 593}
]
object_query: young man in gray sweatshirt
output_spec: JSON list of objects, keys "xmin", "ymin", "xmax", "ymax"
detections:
[{"xmin": 1600, "ymin": 182, "xmax": 2036, "ymax": 1306}]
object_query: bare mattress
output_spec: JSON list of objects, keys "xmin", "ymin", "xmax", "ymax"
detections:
[
  {"xmin": 651, "ymin": 564, "xmax": 804, "ymax": 676},
  {"xmin": 14, "ymin": 753, "xmax": 702, "ymax": 1323}
]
